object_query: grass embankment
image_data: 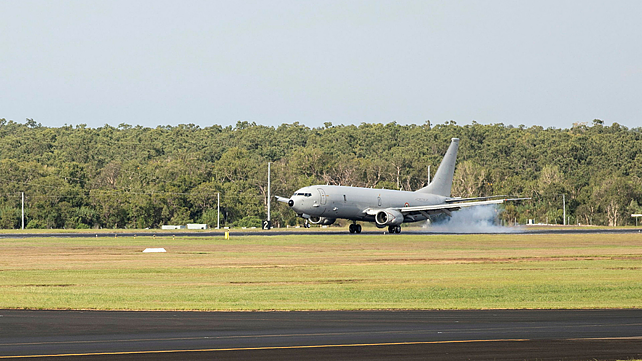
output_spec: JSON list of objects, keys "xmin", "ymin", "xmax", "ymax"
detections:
[{"xmin": 0, "ymin": 233, "xmax": 640, "ymax": 310}]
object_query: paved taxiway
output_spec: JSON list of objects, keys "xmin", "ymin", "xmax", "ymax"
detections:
[{"xmin": 1, "ymin": 310, "xmax": 641, "ymax": 360}]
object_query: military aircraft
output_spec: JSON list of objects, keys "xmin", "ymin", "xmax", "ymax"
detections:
[{"xmin": 276, "ymin": 138, "xmax": 526, "ymax": 233}]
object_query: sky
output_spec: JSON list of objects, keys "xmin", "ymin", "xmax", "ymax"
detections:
[{"xmin": 1, "ymin": 0, "xmax": 641, "ymax": 129}]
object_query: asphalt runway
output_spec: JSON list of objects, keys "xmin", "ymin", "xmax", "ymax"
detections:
[
  {"xmin": 1, "ymin": 227, "xmax": 642, "ymax": 238},
  {"xmin": 1, "ymin": 310, "xmax": 641, "ymax": 360}
]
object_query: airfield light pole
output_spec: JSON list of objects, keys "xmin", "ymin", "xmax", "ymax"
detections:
[
  {"xmin": 427, "ymin": 165, "xmax": 431, "ymax": 185},
  {"xmin": 21, "ymin": 192, "xmax": 24, "ymax": 230},
  {"xmin": 217, "ymin": 192, "xmax": 220, "ymax": 229}
]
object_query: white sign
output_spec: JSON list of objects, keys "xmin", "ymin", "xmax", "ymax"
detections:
[{"xmin": 143, "ymin": 248, "xmax": 166, "ymax": 253}]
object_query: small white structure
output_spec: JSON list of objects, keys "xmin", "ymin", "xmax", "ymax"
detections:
[
  {"xmin": 187, "ymin": 223, "xmax": 208, "ymax": 230},
  {"xmin": 162, "ymin": 225, "xmax": 185, "ymax": 230},
  {"xmin": 143, "ymin": 248, "xmax": 166, "ymax": 253}
]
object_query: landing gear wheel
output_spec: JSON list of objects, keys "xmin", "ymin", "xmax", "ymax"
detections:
[
  {"xmin": 388, "ymin": 225, "xmax": 401, "ymax": 234},
  {"xmin": 349, "ymin": 224, "xmax": 355, "ymax": 234},
  {"xmin": 356, "ymin": 224, "xmax": 362, "ymax": 233}
]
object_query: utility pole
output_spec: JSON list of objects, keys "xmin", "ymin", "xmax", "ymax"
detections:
[
  {"xmin": 427, "ymin": 165, "xmax": 431, "ymax": 185},
  {"xmin": 267, "ymin": 162, "xmax": 271, "ymax": 222},
  {"xmin": 21, "ymin": 192, "xmax": 24, "ymax": 230},
  {"xmin": 264, "ymin": 162, "xmax": 272, "ymax": 230},
  {"xmin": 562, "ymin": 194, "xmax": 566, "ymax": 226},
  {"xmin": 217, "ymin": 192, "xmax": 220, "ymax": 229}
]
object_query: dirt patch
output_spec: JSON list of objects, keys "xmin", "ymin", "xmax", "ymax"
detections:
[
  {"xmin": 370, "ymin": 256, "xmax": 642, "ymax": 265},
  {"xmin": 2, "ymin": 284, "xmax": 76, "ymax": 288},
  {"xmin": 228, "ymin": 279, "xmax": 363, "ymax": 285}
]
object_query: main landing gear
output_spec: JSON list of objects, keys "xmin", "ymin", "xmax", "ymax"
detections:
[
  {"xmin": 349, "ymin": 223, "xmax": 362, "ymax": 234},
  {"xmin": 388, "ymin": 225, "xmax": 401, "ymax": 234}
]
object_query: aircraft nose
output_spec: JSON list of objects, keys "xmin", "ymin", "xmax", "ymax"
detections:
[{"xmin": 288, "ymin": 199, "xmax": 294, "ymax": 207}]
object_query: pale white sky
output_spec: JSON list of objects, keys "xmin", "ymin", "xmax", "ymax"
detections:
[{"xmin": 1, "ymin": 0, "xmax": 641, "ymax": 129}]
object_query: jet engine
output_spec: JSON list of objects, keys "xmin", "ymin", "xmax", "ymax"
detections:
[
  {"xmin": 309, "ymin": 216, "xmax": 336, "ymax": 225},
  {"xmin": 375, "ymin": 209, "xmax": 404, "ymax": 226}
]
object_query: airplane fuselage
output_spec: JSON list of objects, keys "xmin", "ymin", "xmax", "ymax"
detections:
[{"xmin": 289, "ymin": 185, "xmax": 447, "ymax": 224}]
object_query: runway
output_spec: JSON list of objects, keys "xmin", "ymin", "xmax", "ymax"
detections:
[
  {"xmin": 1, "ymin": 310, "xmax": 641, "ymax": 360},
  {"xmin": 1, "ymin": 227, "xmax": 642, "ymax": 238}
]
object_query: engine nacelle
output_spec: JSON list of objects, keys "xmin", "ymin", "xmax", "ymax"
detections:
[
  {"xmin": 309, "ymin": 216, "xmax": 336, "ymax": 225},
  {"xmin": 375, "ymin": 209, "xmax": 404, "ymax": 226}
]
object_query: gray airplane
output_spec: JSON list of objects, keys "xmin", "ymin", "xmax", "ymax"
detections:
[{"xmin": 276, "ymin": 138, "xmax": 525, "ymax": 233}]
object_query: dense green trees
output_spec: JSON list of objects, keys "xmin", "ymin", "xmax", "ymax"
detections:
[{"xmin": 1, "ymin": 118, "xmax": 641, "ymax": 228}]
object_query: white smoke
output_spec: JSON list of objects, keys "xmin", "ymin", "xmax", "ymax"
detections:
[{"xmin": 421, "ymin": 204, "xmax": 523, "ymax": 233}]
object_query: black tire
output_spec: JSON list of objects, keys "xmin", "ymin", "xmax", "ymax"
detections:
[
  {"xmin": 356, "ymin": 224, "xmax": 362, "ymax": 233},
  {"xmin": 349, "ymin": 224, "xmax": 355, "ymax": 234}
]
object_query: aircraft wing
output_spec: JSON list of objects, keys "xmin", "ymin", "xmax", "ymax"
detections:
[
  {"xmin": 364, "ymin": 198, "xmax": 529, "ymax": 216},
  {"xmin": 275, "ymin": 196, "xmax": 290, "ymax": 203},
  {"xmin": 400, "ymin": 199, "xmax": 505, "ymax": 213}
]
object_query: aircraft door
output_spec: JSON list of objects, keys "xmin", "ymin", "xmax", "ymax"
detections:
[{"xmin": 317, "ymin": 188, "xmax": 327, "ymax": 205}]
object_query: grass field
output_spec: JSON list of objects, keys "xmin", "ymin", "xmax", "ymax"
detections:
[{"xmin": 0, "ymin": 233, "xmax": 640, "ymax": 310}]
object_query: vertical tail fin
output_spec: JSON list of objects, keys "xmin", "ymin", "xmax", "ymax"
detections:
[{"xmin": 416, "ymin": 138, "xmax": 459, "ymax": 196}]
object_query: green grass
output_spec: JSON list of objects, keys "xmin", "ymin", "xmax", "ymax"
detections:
[{"xmin": 0, "ymin": 233, "xmax": 640, "ymax": 310}]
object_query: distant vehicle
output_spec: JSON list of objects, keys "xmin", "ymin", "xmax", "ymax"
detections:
[{"xmin": 277, "ymin": 138, "xmax": 526, "ymax": 234}]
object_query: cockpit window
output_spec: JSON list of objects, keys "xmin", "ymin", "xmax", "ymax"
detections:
[{"xmin": 292, "ymin": 192, "xmax": 312, "ymax": 197}]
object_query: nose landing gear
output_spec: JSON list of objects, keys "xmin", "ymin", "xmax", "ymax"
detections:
[{"xmin": 349, "ymin": 223, "xmax": 362, "ymax": 234}]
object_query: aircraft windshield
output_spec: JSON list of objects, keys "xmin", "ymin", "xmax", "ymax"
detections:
[{"xmin": 292, "ymin": 193, "xmax": 312, "ymax": 197}]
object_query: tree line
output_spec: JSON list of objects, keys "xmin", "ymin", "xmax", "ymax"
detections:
[{"xmin": 1, "ymin": 118, "xmax": 641, "ymax": 229}]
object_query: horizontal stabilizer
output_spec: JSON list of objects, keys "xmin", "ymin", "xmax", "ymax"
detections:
[{"xmin": 445, "ymin": 195, "xmax": 509, "ymax": 203}]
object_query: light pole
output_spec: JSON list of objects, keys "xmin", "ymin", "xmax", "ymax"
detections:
[
  {"xmin": 264, "ymin": 162, "xmax": 272, "ymax": 230},
  {"xmin": 21, "ymin": 192, "xmax": 24, "ymax": 230},
  {"xmin": 267, "ymin": 162, "xmax": 271, "ymax": 223},
  {"xmin": 562, "ymin": 194, "xmax": 566, "ymax": 226}
]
